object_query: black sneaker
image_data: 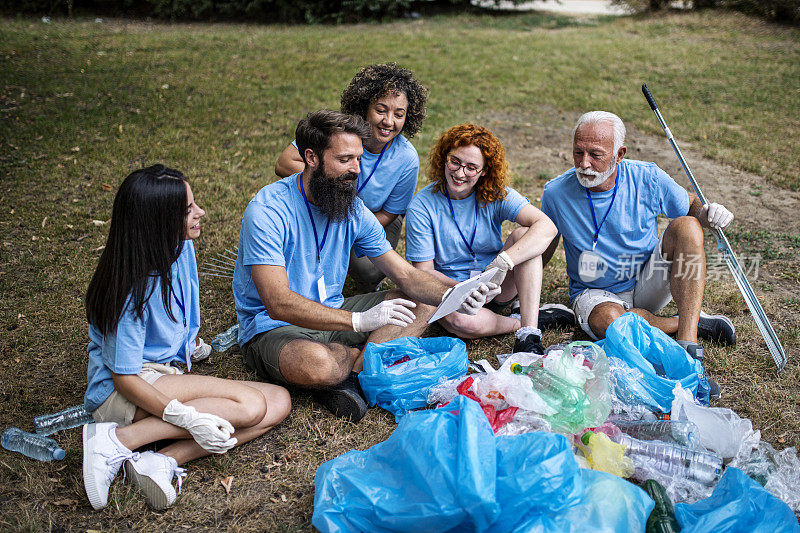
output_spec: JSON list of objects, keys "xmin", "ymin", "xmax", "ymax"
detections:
[
  {"xmin": 485, "ymin": 297, "xmax": 517, "ymax": 316},
  {"xmin": 537, "ymin": 303, "xmax": 576, "ymax": 330},
  {"xmin": 513, "ymin": 333, "xmax": 545, "ymax": 355},
  {"xmin": 697, "ymin": 312, "xmax": 736, "ymax": 346},
  {"xmin": 312, "ymin": 373, "xmax": 367, "ymax": 423},
  {"xmin": 682, "ymin": 342, "xmax": 721, "ymax": 401}
]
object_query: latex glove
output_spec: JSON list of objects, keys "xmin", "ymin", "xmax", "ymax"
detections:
[
  {"xmin": 162, "ymin": 399, "xmax": 237, "ymax": 454},
  {"xmin": 485, "ymin": 251, "xmax": 515, "ymax": 287},
  {"xmin": 449, "ymin": 282, "xmax": 501, "ymax": 315},
  {"xmin": 700, "ymin": 203, "xmax": 733, "ymax": 230},
  {"xmin": 352, "ymin": 298, "xmax": 417, "ymax": 333}
]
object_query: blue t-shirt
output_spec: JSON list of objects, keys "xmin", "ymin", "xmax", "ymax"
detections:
[
  {"xmin": 405, "ymin": 184, "xmax": 529, "ymax": 282},
  {"xmin": 292, "ymin": 135, "xmax": 419, "ymax": 214},
  {"xmin": 233, "ymin": 173, "xmax": 392, "ymax": 344},
  {"xmin": 540, "ymin": 159, "xmax": 689, "ymax": 301},
  {"xmin": 84, "ymin": 240, "xmax": 200, "ymax": 412}
]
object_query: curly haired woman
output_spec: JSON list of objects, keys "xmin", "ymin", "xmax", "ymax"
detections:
[
  {"xmin": 275, "ymin": 63, "xmax": 428, "ymax": 291},
  {"xmin": 405, "ymin": 124, "xmax": 558, "ymax": 353}
]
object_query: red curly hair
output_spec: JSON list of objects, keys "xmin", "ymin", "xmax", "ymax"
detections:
[{"xmin": 428, "ymin": 124, "xmax": 509, "ymax": 205}]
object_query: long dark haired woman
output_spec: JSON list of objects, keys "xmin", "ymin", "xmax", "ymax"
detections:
[{"xmin": 82, "ymin": 165, "xmax": 290, "ymax": 511}]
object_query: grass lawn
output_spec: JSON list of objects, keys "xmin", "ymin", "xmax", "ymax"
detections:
[{"xmin": 1, "ymin": 8, "xmax": 798, "ymax": 530}]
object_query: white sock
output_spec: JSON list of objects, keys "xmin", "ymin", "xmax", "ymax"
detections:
[{"xmin": 515, "ymin": 326, "xmax": 542, "ymax": 340}]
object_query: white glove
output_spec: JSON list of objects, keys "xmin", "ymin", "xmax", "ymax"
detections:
[
  {"xmin": 448, "ymin": 282, "xmax": 501, "ymax": 315},
  {"xmin": 352, "ymin": 298, "xmax": 417, "ymax": 333},
  {"xmin": 162, "ymin": 399, "xmax": 237, "ymax": 454},
  {"xmin": 485, "ymin": 251, "xmax": 514, "ymax": 287},
  {"xmin": 700, "ymin": 203, "xmax": 733, "ymax": 230}
]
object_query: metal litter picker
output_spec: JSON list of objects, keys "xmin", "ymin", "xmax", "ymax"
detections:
[{"xmin": 641, "ymin": 83, "xmax": 787, "ymax": 371}]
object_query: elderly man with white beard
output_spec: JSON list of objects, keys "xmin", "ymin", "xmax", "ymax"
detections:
[{"xmin": 540, "ymin": 111, "xmax": 737, "ymax": 400}]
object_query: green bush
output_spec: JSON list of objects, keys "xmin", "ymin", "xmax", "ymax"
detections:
[{"xmin": 612, "ymin": 0, "xmax": 799, "ymax": 24}]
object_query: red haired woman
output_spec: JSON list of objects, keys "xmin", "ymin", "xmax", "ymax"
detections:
[{"xmin": 405, "ymin": 124, "xmax": 557, "ymax": 353}]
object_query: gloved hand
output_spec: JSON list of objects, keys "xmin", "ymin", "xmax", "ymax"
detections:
[
  {"xmin": 352, "ymin": 298, "xmax": 417, "ymax": 332},
  {"xmin": 162, "ymin": 399, "xmax": 237, "ymax": 454},
  {"xmin": 485, "ymin": 251, "xmax": 514, "ymax": 288},
  {"xmin": 445, "ymin": 282, "xmax": 500, "ymax": 315},
  {"xmin": 700, "ymin": 203, "xmax": 733, "ymax": 230}
]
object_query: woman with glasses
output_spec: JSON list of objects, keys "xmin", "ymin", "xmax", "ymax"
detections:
[
  {"xmin": 405, "ymin": 124, "xmax": 557, "ymax": 353},
  {"xmin": 275, "ymin": 63, "xmax": 428, "ymax": 291}
]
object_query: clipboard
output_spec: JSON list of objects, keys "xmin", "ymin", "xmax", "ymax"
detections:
[{"xmin": 428, "ymin": 268, "xmax": 498, "ymax": 324}]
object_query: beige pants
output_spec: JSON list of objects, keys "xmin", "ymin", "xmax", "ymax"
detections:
[{"xmin": 91, "ymin": 363, "xmax": 183, "ymax": 427}]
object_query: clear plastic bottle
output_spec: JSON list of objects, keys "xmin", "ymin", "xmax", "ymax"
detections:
[
  {"xmin": 614, "ymin": 433, "xmax": 722, "ymax": 486},
  {"xmin": 612, "ymin": 420, "xmax": 698, "ymax": 447},
  {"xmin": 34, "ymin": 404, "xmax": 94, "ymax": 436},
  {"xmin": 1, "ymin": 427, "xmax": 65, "ymax": 461},
  {"xmin": 211, "ymin": 323, "xmax": 239, "ymax": 352}
]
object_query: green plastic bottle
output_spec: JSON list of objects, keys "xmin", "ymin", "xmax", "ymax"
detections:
[
  {"xmin": 510, "ymin": 363, "xmax": 588, "ymax": 431},
  {"xmin": 643, "ymin": 479, "xmax": 680, "ymax": 533}
]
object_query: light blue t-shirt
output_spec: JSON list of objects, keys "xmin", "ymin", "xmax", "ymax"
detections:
[
  {"xmin": 84, "ymin": 240, "xmax": 200, "ymax": 412},
  {"xmin": 405, "ymin": 184, "xmax": 529, "ymax": 282},
  {"xmin": 233, "ymin": 173, "xmax": 392, "ymax": 344},
  {"xmin": 540, "ymin": 159, "xmax": 690, "ymax": 301},
  {"xmin": 292, "ymin": 135, "xmax": 419, "ymax": 214}
]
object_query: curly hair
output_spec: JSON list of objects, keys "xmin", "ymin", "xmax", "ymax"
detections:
[
  {"xmin": 428, "ymin": 124, "xmax": 509, "ymax": 205},
  {"xmin": 340, "ymin": 63, "xmax": 428, "ymax": 138}
]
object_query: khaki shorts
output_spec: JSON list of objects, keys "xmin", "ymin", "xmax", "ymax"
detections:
[
  {"xmin": 91, "ymin": 363, "xmax": 184, "ymax": 426},
  {"xmin": 572, "ymin": 232, "xmax": 673, "ymax": 340},
  {"xmin": 242, "ymin": 290, "xmax": 388, "ymax": 384}
]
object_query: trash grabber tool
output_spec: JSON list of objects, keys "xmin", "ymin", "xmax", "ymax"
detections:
[{"xmin": 641, "ymin": 83, "xmax": 787, "ymax": 371}]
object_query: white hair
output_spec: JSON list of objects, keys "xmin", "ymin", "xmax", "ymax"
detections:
[{"xmin": 572, "ymin": 111, "xmax": 626, "ymax": 154}]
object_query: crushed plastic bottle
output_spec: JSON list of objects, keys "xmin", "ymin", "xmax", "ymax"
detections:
[
  {"xmin": 612, "ymin": 420, "xmax": 698, "ymax": 447},
  {"xmin": 2, "ymin": 427, "xmax": 65, "ymax": 461},
  {"xmin": 580, "ymin": 431, "xmax": 635, "ymax": 478},
  {"xmin": 211, "ymin": 323, "xmax": 239, "ymax": 352},
  {"xmin": 613, "ymin": 432, "xmax": 723, "ymax": 486},
  {"xmin": 510, "ymin": 362, "xmax": 588, "ymax": 432},
  {"xmin": 34, "ymin": 404, "xmax": 94, "ymax": 436}
]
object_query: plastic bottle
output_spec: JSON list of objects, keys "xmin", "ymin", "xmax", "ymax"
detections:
[
  {"xmin": 211, "ymin": 323, "xmax": 239, "ymax": 352},
  {"xmin": 612, "ymin": 419, "xmax": 698, "ymax": 447},
  {"xmin": 34, "ymin": 404, "xmax": 94, "ymax": 436},
  {"xmin": 510, "ymin": 362, "xmax": 588, "ymax": 431},
  {"xmin": 613, "ymin": 433, "xmax": 723, "ymax": 486},
  {"xmin": 1, "ymin": 427, "xmax": 65, "ymax": 461}
]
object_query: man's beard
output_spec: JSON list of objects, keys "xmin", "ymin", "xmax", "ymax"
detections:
[
  {"xmin": 575, "ymin": 158, "xmax": 617, "ymax": 188},
  {"xmin": 309, "ymin": 162, "xmax": 358, "ymax": 223}
]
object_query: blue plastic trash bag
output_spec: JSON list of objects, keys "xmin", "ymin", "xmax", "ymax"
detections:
[
  {"xmin": 598, "ymin": 313, "xmax": 708, "ymax": 413},
  {"xmin": 675, "ymin": 467, "xmax": 800, "ymax": 532},
  {"xmin": 358, "ymin": 336, "xmax": 468, "ymax": 420},
  {"xmin": 313, "ymin": 395, "xmax": 654, "ymax": 533}
]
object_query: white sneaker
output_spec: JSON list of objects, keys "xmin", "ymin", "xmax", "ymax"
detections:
[
  {"xmin": 191, "ymin": 337, "xmax": 212, "ymax": 362},
  {"xmin": 124, "ymin": 451, "xmax": 186, "ymax": 510},
  {"xmin": 82, "ymin": 422, "xmax": 134, "ymax": 510}
]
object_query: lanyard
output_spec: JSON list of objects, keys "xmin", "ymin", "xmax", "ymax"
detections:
[
  {"xmin": 171, "ymin": 267, "xmax": 191, "ymax": 371},
  {"xmin": 299, "ymin": 175, "xmax": 330, "ymax": 261},
  {"xmin": 585, "ymin": 175, "xmax": 620, "ymax": 250},
  {"xmin": 444, "ymin": 189, "xmax": 479, "ymax": 259},
  {"xmin": 358, "ymin": 140, "xmax": 390, "ymax": 194}
]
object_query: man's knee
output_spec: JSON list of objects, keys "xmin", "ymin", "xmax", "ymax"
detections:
[
  {"xmin": 664, "ymin": 216, "xmax": 704, "ymax": 254},
  {"xmin": 587, "ymin": 302, "xmax": 625, "ymax": 338},
  {"xmin": 280, "ymin": 341, "xmax": 350, "ymax": 387},
  {"xmin": 441, "ymin": 311, "xmax": 480, "ymax": 337},
  {"xmin": 384, "ymin": 289, "xmax": 435, "ymax": 323}
]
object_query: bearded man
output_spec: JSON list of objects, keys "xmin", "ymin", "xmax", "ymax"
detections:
[
  {"xmin": 540, "ymin": 111, "xmax": 737, "ymax": 399},
  {"xmin": 233, "ymin": 110, "xmax": 494, "ymax": 422}
]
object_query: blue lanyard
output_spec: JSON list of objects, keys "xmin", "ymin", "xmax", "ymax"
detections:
[
  {"xmin": 585, "ymin": 176, "xmax": 620, "ymax": 250},
  {"xmin": 357, "ymin": 140, "xmax": 390, "ymax": 194},
  {"xmin": 171, "ymin": 266, "xmax": 191, "ymax": 370},
  {"xmin": 444, "ymin": 189, "xmax": 479, "ymax": 259},
  {"xmin": 299, "ymin": 175, "xmax": 330, "ymax": 261}
]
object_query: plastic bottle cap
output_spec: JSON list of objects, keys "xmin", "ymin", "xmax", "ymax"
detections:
[{"xmin": 54, "ymin": 448, "xmax": 66, "ymax": 460}]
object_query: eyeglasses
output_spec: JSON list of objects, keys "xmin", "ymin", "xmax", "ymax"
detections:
[{"xmin": 445, "ymin": 155, "xmax": 482, "ymax": 177}]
